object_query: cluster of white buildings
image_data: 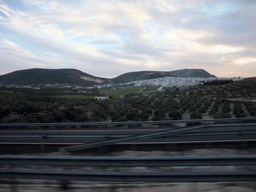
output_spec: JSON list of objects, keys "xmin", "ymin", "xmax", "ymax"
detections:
[
  {"xmin": 104, "ymin": 77, "xmax": 241, "ymax": 88},
  {"xmin": 132, "ymin": 77, "xmax": 215, "ymax": 87},
  {"xmin": 101, "ymin": 77, "xmax": 216, "ymax": 88},
  {"xmin": 2, "ymin": 77, "xmax": 242, "ymax": 90}
]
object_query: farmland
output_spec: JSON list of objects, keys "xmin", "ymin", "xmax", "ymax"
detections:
[{"xmin": 0, "ymin": 78, "xmax": 255, "ymax": 123}]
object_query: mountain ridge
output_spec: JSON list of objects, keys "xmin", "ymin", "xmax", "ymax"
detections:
[
  {"xmin": 112, "ymin": 69, "xmax": 215, "ymax": 84},
  {"xmin": 0, "ymin": 68, "xmax": 216, "ymax": 86},
  {"xmin": 0, "ymin": 68, "xmax": 110, "ymax": 86}
]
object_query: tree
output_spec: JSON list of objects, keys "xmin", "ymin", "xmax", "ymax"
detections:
[
  {"xmin": 190, "ymin": 112, "xmax": 202, "ymax": 119},
  {"xmin": 141, "ymin": 110, "xmax": 149, "ymax": 121},
  {"xmin": 168, "ymin": 109, "xmax": 182, "ymax": 120},
  {"xmin": 111, "ymin": 114, "xmax": 126, "ymax": 122},
  {"xmin": 75, "ymin": 113, "xmax": 89, "ymax": 122},
  {"xmin": 0, "ymin": 107, "xmax": 11, "ymax": 119},
  {"xmin": 126, "ymin": 109, "xmax": 140, "ymax": 121},
  {"xmin": 153, "ymin": 109, "xmax": 166, "ymax": 121},
  {"xmin": 53, "ymin": 110, "xmax": 65, "ymax": 122}
]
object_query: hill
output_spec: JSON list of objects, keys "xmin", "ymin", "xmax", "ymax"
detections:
[
  {"xmin": 0, "ymin": 68, "xmax": 110, "ymax": 86},
  {"xmin": 0, "ymin": 68, "xmax": 215, "ymax": 86},
  {"xmin": 112, "ymin": 69, "xmax": 215, "ymax": 84}
]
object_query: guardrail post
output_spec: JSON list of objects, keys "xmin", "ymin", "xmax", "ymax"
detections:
[{"xmin": 40, "ymin": 135, "xmax": 48, "ymax": 153}]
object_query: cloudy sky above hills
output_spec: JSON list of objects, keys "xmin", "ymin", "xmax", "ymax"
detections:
[{"xmin": 0, "ymin": 0, "xmax": 255, "ymax": 78}]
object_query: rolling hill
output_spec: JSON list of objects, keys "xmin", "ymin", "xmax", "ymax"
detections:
[
  {"xmin": 0, "ymin": 68, "xmax": 215, "ymax": 86},
  {"xmin": 112, "ymin": 69, "xmax": 215, "ymax": 84},
  {"xmin": 0, "ymin": 68, "xmax": 110, "ymax": 86}
]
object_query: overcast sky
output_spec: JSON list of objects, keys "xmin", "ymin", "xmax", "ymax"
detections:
[{"xmin": 0, "ymin": 0, "xmax": 255, "ymax": 78}]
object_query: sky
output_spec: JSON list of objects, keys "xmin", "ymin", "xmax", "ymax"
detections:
[{"xmin": 0, "ymin": 0, "xmax": 255, "ymax": 78}]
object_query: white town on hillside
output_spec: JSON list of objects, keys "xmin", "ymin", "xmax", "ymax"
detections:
[
  {"xmin": 2, "ymin": 77, "xmax": 241, "ymax": 90},
  {"xmin": 99, "ymin": 77, "xmax": 242, "ymax": 89}
]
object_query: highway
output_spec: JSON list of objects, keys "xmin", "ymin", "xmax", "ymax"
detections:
[
  {"xmin": 63, "ymin": 123, "xmax": 256, "ymax": 152},
  {"xmin": 0, "ymin": 128, "xmax": 169, "ymax": 135},
  {"xmin": 1, "ymin": 123, "xmax": 255, "ymax": 145},
  {"xmin": 1, "ymin": 117, "xmax": 255, "ymax": 128},
  {"xmin": 0, "ymin": 120, "xmax": 256, "ymax": 153},
  {"xmin": 1, "ymin": 131, "xmax": 256, "ymax": 144},
  {"xmin": 1, "ymin": 155, "xmax": 256, "ymax": 167},
  {"xmin": 1, "ymin": 118, "xmax": 256, "ymax": 183}
]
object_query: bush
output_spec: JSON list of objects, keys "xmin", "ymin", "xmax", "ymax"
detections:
[
  {"xmin": 126, "ymin": 109, "xmax": 141, "ymax": 121},
  {"xmin": 168, "ymin": 109, "xmax": 182, "ymax": 120},
  {"xmin": 190, "ymin": 112, "xmax": 202, "ymax": 119},
  {"xmin": 53, "ymin": 110, "xmax": 66, "ymax": 122},
  {"xmin": 0, "ymin": 107, "xmax": 11, "ymax": 119},
  {"xmin": 111, "ymin": 114, "xmax": 126, "ymax": 122},
  {"xmin": 75, "ymin": 113, "xmax": 89, "ymax": 122},
  {"xmin": 141, "ymin": 110, "xmax": 149, "ymax": 121}
]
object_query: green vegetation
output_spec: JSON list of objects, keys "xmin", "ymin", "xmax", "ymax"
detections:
[
  {"xmin": 54, "ymin": 95, "xmax": 96, "ymax": 99},
  {"xmin": 100, "ymin": 86, "xmax": 145, "ymax": 98},
  {"xmin": 0, "ymin": 77, "xmax": 255, "ymax": 123}
]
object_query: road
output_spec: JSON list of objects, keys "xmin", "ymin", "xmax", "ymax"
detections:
[{"xmin": 1, "ymin": 124, "xmax": 256, "ymax": 145}]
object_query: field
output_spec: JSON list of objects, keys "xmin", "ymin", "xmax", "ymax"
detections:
[
  {"xmin": 100, "ymin": 86, "xmax": 146, "ymax": 98},
  {"xmin": 54, "ymin": 95, "xmax": 96, "ymax": 99},
  {"xmin": 0, "ymin": 77, "xmax": 255, "ymax": 123}
]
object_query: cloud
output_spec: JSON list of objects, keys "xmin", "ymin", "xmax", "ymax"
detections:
[
  {"xmin": 0, "ymin": 0, "xmax": 255, "ymax": 78},
  {"xmin": 39, "ymin": 23, "xmax": 65, "ymax": 40},
  {"xmin": 234, "ymin": 57, "xmax": 256, "ymax": 65}
]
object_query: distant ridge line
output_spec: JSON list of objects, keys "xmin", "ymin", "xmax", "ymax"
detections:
[{"xmin": 0, "ymin": 68, "xmax": 215, "ymax": 86}]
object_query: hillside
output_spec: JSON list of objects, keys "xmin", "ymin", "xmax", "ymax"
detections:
[
  {"xmin": 0, "ymin": 68, "xmax": 110, "ymax": 86},
  {"xmin": 0, "ymin": 68, "xmax": 215, "ymax": 86},
  {"xmin": 112, "ymin": 69, "xmax": 215, "ymax": 84}
]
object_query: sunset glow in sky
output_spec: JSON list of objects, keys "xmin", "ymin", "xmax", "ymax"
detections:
[{"xmin": 0, "ymin": 0, "xmax": 255, "ymax": 77}]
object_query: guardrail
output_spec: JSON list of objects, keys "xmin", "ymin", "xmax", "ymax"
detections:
[
  {"xmin": 1, "ymin": 131, "xmax": 255, "ymax": 139},
  {"xmin": 1, "ymin": 169, "xmax": 255, "ymax": 182},
  {"xmin": 1, "ymin": 117, "xmax": 256, "ymax": 128},
  {"xmin": 63, "ymin": 122, "xmax": 256, "ymax": 152},
  {"xmin": 1, "ymin": 155, "xmax": 256, "ymax": 182},
  {"xmin": 1, "ymin": 155, "xmax": 256, "ymax": 167},
  {"xmin": 1, "ymin": 123, "xmax": 256, "ymax": 140}
]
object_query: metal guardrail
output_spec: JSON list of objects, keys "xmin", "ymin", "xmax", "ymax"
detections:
[
  {"xmin": 1, "ymin": 123, "xmax": 255, "ymax": 145},
  {"xmin": 1, "ymin": 155, "xmax": 256, "ymax": 167},
  {"xmin": 1, "ymin": 131, "xmax": 256, "ymax": 139},
  {"xmin": 1, "ymin": 118, "xmax": 256, "ymax": 184},
  {"xmin": 1, "ymin": 155, "xmax": 256, "ymax": 182},
  {"xmin": 1, "ymin": 117, "xmax": 256, "ymax": 128},
  {"xmin": 63, "ymin": 124, "xmax": 206, "ymax": 152},
  {"xmin": 1, "ymin": 122, "xmax": 256, "ymax": 138},
  {"xmin": 1, "ymin": 169, "xmax": 256, "ymax": 182},
  {"xmin": 63, "ymin": 122, "xmax": 256, "ymax": 152}
]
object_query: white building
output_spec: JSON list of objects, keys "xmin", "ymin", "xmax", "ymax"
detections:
[{"xmin": 95, "ymin": 96, "xmax": 109, "ymax": 100}]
